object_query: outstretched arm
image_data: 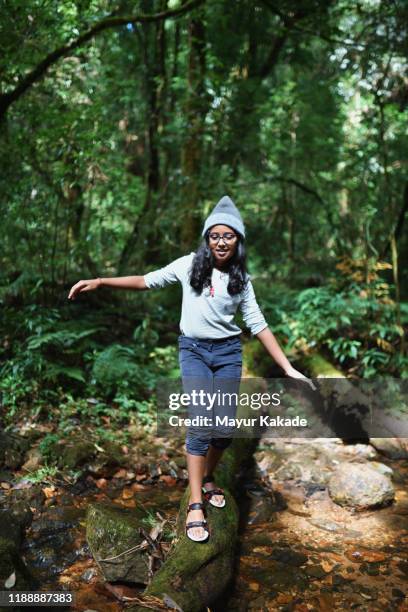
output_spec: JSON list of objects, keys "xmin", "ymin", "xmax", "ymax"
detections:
[
  {"xmin": 255, "ymin": 326, "xmax": 292, "ymax": 374},
  {"xmin": 68, "ymin": 275, "xmax": 148, "ymax": 300},
  {"xmin": 256, "ymin": 327, "xmax": 316, "ymax": 390}
]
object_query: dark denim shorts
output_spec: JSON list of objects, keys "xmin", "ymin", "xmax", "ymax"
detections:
[{"xmin": 178, "ymin": 334, "xmax": 242, "ymax": 456}]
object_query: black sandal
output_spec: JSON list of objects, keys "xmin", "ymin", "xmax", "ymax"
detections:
[
  {"xmin": 185, "ymin": 501, "xmax": 210, "ymax": 542},
  {"xmin": 202, "ymin": 474, "xmax": 226, "ymax": 508}
]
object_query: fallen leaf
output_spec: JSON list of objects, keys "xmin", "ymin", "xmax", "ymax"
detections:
[
  {"xmin": 122, "ymin": 487, "xmax": 134, "ymax": 499},
  {"xmin": 0, "ymin": 482, "xmax": 11, "ymax": 490},
  {"xmin": 4, "ymin": 571, "xmax": 16, "ymax": 589},
  {"xmin": 42, "ymin": 486, "xmax": 56, "ymax": 498},
  {"xmin": 113, "ymin": 469, "xmax": 127, "ymax": 479},
  {"xmin": 160, "ymin": 475, "xmax": 176, "ymax": 485},
  {"xmin": 321, "ymin": 559, "xmax": 336, "ymax": 573},
  {"xmin": 131, "ymin": 483, "xmax": 147, "ymax": 492},
  {"xmin": 95, "ymin": 478, "xmax": 108, "ymax": 490}
]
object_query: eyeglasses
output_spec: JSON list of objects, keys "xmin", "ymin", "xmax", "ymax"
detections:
[{"xmin": 208, "ymin": 232, "xmax": 237, "ymax": 244}]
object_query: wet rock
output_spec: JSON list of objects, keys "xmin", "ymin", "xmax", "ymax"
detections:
[
  {"xmin": 0, "ymin": 510, "xmax": 36, "ymax": 590},
  {"xmin": 81, "ymin": 568, "xmax": 97, "ymax": 582},
  {"xmin": 68, "ymin": 474, "xmax": 99, "ymax": 496},
  {"xmin": 269, "ymin": 546, "xmax": 308, "ymax": 567},
  {"xmin": 5, "ymin": 485, "xmax": 46, "ymax": 528},
  {"xmin": 86, "ymin": 502, "xmax": 150, "ymax": 584},
  {"xmin": 328, "ymin": 463, "xmax": 395, "ymax": 510},
  {"xmin": 255, "ymin": 561, "xmax": 309, "ymax": 591},
  {"xmin": 369, "ymin": 438, "xmax": 408, "ymax": 459},
  {"xmin": 247, "ymin": 496, "xmax": 279, "ymax": 525},
  {"xmin": 0, "ymin": 432, "xmax": 30, "ymax": 469},
  {"xmin": 306, "ymin": 564, "xmax": 327, "ymax": 579}
]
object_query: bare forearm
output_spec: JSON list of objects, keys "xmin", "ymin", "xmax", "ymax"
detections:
[
  {"xmin": 255, "ymin": 326, "xmax": 292, "ymax": 374},
  {"xmin": 99, "ymin": 275, "xmax": 148, "ymax": 290}
]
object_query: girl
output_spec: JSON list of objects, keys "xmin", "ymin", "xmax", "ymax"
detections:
[{"xmin": 68, "ymin": 195, "xmax": 312, "ymax": 543}]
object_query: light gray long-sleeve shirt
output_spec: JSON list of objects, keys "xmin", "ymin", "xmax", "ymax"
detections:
[{"xmin": 143, "ymin": 252, "xmax": 268, "ymax": 340}]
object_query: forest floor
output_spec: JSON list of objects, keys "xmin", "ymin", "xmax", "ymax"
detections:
[{"xmin": 2, "ymin": 421, "xmax": 407, "ymax": 611}]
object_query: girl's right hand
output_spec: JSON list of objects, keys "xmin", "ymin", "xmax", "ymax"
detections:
[{"xmin": 68, "ymin": 278, "xmax": 101, "ymax": 300}]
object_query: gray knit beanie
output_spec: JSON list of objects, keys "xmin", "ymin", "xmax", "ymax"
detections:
[{"xmin": 202, "ymin": 195, "xmax": 245, "ymax": 238}]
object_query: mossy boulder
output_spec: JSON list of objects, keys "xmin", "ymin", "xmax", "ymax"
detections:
[
  {"xmin": 57, "ymin": 440, "xmax": 96, "ymax": 470},
  {"xmin": 86, "ymin": 502, "xmax": 150, "ymax": 584},
  {"xmin": 46, "ymin": 434, "xmax": 126, "ymax": 470}
]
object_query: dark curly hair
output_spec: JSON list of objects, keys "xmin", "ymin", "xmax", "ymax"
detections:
[{"xmin": 189, "ymin": 231, "xmax": 248, "ymax": 296}]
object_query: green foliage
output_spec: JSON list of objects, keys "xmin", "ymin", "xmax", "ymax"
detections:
[
  {"xmin": 0, "ymin": 0, "xmax": 407, "ymax": 423},
  {"xmin": 262, "ymin": 256, "xmax": 405, "ymax": 378},
  {"xmin": 18, "ymin": 464, "xmax": 59, "ymax": 485}
]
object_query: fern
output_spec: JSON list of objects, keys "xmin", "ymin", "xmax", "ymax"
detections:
[
  {"xmin": 91, "ymin": 344, "xmax": 144, "ymax": 393},
  {"xmin": 27, "ymin": 328, "xmax": 101, "ymax": 350}
]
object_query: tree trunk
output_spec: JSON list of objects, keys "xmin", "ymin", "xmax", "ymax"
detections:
[
  {"xmin": 118, "ymin": 0, "xmax": 168, "ymax": 273},
  {"xmin": 179, "ymin": 9, "xmax": 208, "ymax": 250}
]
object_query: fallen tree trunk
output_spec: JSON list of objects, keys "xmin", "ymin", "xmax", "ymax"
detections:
[
  {"xmin": 299, "ymin": 351, "xmax": 408, "ymax": 445},
  {"xmin": 127, "ymin": 344, "xmax": 260, "ymax": 612},
  {"xmin": 298, "ymin": 351, "xmax": 344, "ymax": 378}
]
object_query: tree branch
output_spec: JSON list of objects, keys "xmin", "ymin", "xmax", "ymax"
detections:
[{"xmin": 0, "ymin": 0, "xmax": 205, "ymax": 120}]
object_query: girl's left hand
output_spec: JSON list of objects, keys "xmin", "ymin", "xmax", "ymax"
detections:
[{"xmin": 284, "ymin": 366, "xmax": 317, "ymax": 391}]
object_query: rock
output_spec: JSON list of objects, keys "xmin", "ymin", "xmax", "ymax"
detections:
[
  {"xmin": 21, "ymin": 448, "xmax": 43, "ymax": 472},
  {"xmin": 6, "ymin": 485, "xmax": 46, "ymax": 527},
  {"xmin": 369, "ymin": 438, "xmax": 408, "ymax": 459},
  {"xmin": 247, "ymin": 496, "xmax": 279, "ymax": 525},
  {"xmin": 368, "ymin": 461, "xmax": 393, "ymax": 477},
  {"xmin": 328, "ymin": 463, "xmax": 395, "ymax": 510},
  {"xmin": 50, "ymin": 438, "xmax": 96, "ymax": 469},
  {"xmin": 340, "ymin": 443, "xmax": 378, "ymax": 460},
  {"xmin": 269, "ymin": 546, "xmax": 308, "ymax": 567},
  {"xmin": 306, "ymin": 564, "xmax": 327, "ymax": 579},
  {"xmin": 81, "ymin": 568, "xmax": 97, "ymax": 582},
  {"xmin": 0, "ymin": 432, "xmax": 30, "ymax": 470},
  {"xmin": 86, "ymin": 502, "xmax": 150, "ymax": 584},
  {"xmin": 101, "ymin": 439, "xmax": 127, "ymax": 467},
  {"xmin": 45, "ymin": 435, "xmax": 126, "ymax": 470},
  {"xmin": 1, "ymin": 485, "xmax": 45, "ymax": 533},
  {"xmin": 0, "ymin": 510, "xmax": 36, "ymax": 591}
]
